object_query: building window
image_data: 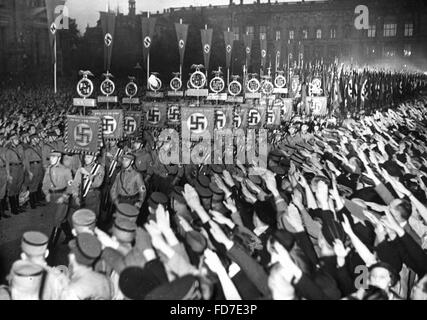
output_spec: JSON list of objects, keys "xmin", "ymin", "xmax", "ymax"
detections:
[
  {"xmin": 404, "ymin": 44, "xmax": 412, "ymax": 57},
  {"xmin": 330, "ymin": 27, "xmax": 336, "ymax": 39},
  {"xmin": 404, "ymin": 23, "xmax": 413, "ymax": 37},
  {"xmin": 368, "ymin": 25, "xmax": 376, "ymax": 38},
  {"xmin": 302, "ymin": 28, "xmax": 308, "ymax": 39},
  {"xmin": 383, "ymin": 23, "xmax": 397, "ymax": 37},
  {"xmin": 260, "ymin": 26, "xmax": 267, "ymax": 40},
  {"xmin": 366, "ymin": 45, "xmax": 376, "ymax": 57},
  {"xmin": 275, "ymin": 30, "xmax": 281, "ymax": 41},
  {"xmin": 246, "ymin": 26, "xmax": 254, "ymax": 37},
  {"xmin": 316, "ymin": 28, "xmax": 322, "ymax": 39},
  {"xmin": 233, "ymin": 27, "xmax": 239, "ymax": 41},
  {"xmin": 383, "ymin": 45, "xmax": 396, "ymax": 57},
  {"xmin": 289, "ymin": 29, "xmax": 294, "ymax": 40}
]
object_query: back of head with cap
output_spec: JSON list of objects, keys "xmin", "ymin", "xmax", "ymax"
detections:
[
  {"xmin": 9, "ymin": 260, "xmax": 44, "ymax": 300},
  {"xmin": 72, "ymin": 209, "xmax": 97, "ymax": 235},
  {"xmin": 21, "ymin": 231, "xmax": 49, "ymax": 260}
]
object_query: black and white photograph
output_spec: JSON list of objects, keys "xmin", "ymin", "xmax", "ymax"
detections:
[{"xmin": 1, "ymin": 0, "xmax": 427, "ymax": 304}]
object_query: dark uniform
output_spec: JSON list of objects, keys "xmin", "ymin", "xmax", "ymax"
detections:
[
  {"xmin": 24, "ymin": 137, "xmax": 44, "ymax": 208},
  {"xmin": 110, "ymin": 154, "xmax": 146, "ymax": 207},
  {"xmin": 71, "ymin": 161, "xmax": 105, "ymax": 218},
  {"xmin": 5, "ymin": 134, "xmax": 26, "ymax": 215},
  {"xmin": 0, "ymin": 145, "xmax": 10, "ymax": 219},
  {"xmin": 42, "ymin": 150, "xmax": 73, "ymax": 252}
]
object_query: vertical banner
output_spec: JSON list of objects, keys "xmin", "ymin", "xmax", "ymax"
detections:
[
  {"xmin": 175, "ymin": 22, "xmax": 189, "ymax": 67},
  {"xmin": 274, "ymin": 39, "xmax": 282, "ymax": 71},
  {"xmin": 243, "ymin": 34, "xmax": 253, "ymax": 68},
  {"xmin": 224, "ymin": 30, "xmax": 234, "ymax": 70},
  {"xmin": 201, "ymin": 28, "xmax": 213, "ymax": 72},
  {"xmin": 65, "ymin": 116, "xmax": 102, "ymax": 155},
  {"xmin": 141, "ymin": 16, "xmax": 157, "ymax": 66},
  {"xmin": 45, "ymin": 0, "xmax": 66, "ymax": 64},
  {"xmin": 260, "ymin": 37, "xmax": 267, "ymax": 69},
  {"xmin": 124, "ymin": 111, "xmax": 142, "ymax": 138},
  {"xmin": 92, "ymin": 109, "xmax": 124, "ymax": 140},
  {"xmin": 100, "ymin": 11, "xmax": 116, "ymax": 71},
  {"xmin": 143, "ymin": 103, "xmax": 167, "ymax": 129}
]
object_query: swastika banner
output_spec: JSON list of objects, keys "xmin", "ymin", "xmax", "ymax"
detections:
[
  {"xmin": 92, "ymin": 109, "xmax": 124, "ymax": 140},
  {"xmin": 265, "ymin": 105, "xmax": 282, "ymax": 128},
  {"xmin": 124, "ymin": 111, "xmax": 142, "ymax": 138},
  {"xmin": 167, "ymin": 103, "xmax": 181, "ymax": 127},
  {"xmin": 181, "ymin": 107, "xmax": 215, "ymax": 140},
  {"xmin": 143, "ymin": 102, "xmax": 167, "ymax": 129},
  {"xmin": 307, "ymin": 96, "xmax": 328, "ymax": 117},
  {"xmin": 214, "ymin": 106, "xmax": 234, "ymax": 130},
  {"xmin": 65, "ymin": 115, "xmax": 102, "ymax": 155},
  {"xmin": 242, "ymin": 105, "xmax": 266, "ymax": 129}
]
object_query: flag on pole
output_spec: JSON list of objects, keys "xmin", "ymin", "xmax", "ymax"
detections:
[
  {"xmin": 200, "ymin": 28, "xmax": 213, "ymax": 72},
  {"xmin": 243, "ymin": 33, "xmax": 253, "ymax": 69},
  {"xmin": 141, "ymin": 16, "xmax": 157, "ymax": 66},
  {"xmin": 45, "ymin": 0, "xmax": 66, "ymax": 64},
  {"xmin": 224, "ymin": 30, "xmax": 234, "ymax": 70},
  {"xmin": 100, "ymin": 11, "xmax": 116, "ymax": 71},
  {"xmin": 175, "ymin": 22, "xmax": 189, "ymax": 67}
]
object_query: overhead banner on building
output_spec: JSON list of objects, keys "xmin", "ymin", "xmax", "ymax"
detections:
[
  {"xmin": 224, "ymin": 30, "xmax": 234, "ymax": 70},
  {"xmin": 143, "ymin": 103, "xmax": 167, "ymax": 129},
  {"xmin": 65, "ymin": 115, "xmax": 102, "ymax": 155},
  {"xmin": 243, "ymin": 33, "xmax": 253, "ymax": 68},
  {"xmin": 100, "ymin": 11, "xmax": 116, "ymax": 71},
  {"xmin": 201, "ymin": 28, "xmax": 213, "ymax": 72},
  {"xmin": 260, "ymin": 37, "xmax": 268, "ymax": 69},
  {"xmin": 274, "ymin": 39, "xmax": 282, "ymax": 71},
  {"xmin": 92, "ymin": 109, "xmax": 124, "ymax": 140},
  {"xmin": 45, "ymin": 0, "xmax": 66, "ymax": 64},
  {"xmin": 141, "ymin": 16, "xmax": 157, "ymax": 66},
  {"xmin": 124, "ymin": 111, "xmax": 142, "ymax": 138},
  {"xmin": 175, "ymin": 22, "xmax": 189, "ymax": 67}
]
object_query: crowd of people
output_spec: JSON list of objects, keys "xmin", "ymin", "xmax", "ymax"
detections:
[{"xmin": 1, "ymin": 75, "xmax": 427, "ymax": 300}]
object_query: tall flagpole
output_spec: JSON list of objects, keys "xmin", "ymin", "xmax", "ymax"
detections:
[
  {"xmin": 147, "ymin": 12, "xmax": 150, "ymax": 90},
  {"xmin": 227, "ymin": 27, "xmax": 230, "ymax": 87},
  {"xmin": 54, "ymin": 37, "xmax": 57, "ymax": 94}
]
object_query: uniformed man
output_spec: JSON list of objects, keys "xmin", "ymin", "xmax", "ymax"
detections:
[
  {"xmin": 100, "ymin": 139, "xmax": 124, "ymax": 214},
  {"xmin": 51, "ymin": 127, "xmax": 65, "ymax": 152},
  {"xmin": 19, "ymin": 231, "xmax": 70, "ymax": 300},
  {"xmin": 71, "ymin": 153, "xmax": 105, "ymax": 218},
  {"xmin": 41, "ymin": 132, "xmax": 56, "ymax": 169},
  {"xmin": 132, "ymin": 138, "xmax": 153, "ymax": 179},
  {"xmin": 110, "ymin": 153, "xmax": 146, "ymax": 211},
  {"xmin": 42, "ymin": 150, "xmax": 73, "ymax": 255},
  {"xmin": 0, "ymin": 136, "xmax": 11, "ymax": 219},
  {"xmin": 5, "ymin": 132, "xmax": 26, "ymax": 215},
  {"xmin": 25, "ymin": 134, "xmax": 45, "ymax": 209}
]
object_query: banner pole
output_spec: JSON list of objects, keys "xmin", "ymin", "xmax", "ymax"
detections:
[
  {"xmin": 147, "ymin": 12, "xmax": 150, "ymax": 91},
  {"xmin": 54, "ymin": 37, "xmax": 57, "ymax": 94},
  {"xmin": 147, "ymin": 53, "xmax": 150, "ymax": 90}
]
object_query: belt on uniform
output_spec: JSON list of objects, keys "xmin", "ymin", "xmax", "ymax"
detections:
[
  {"xmin": 118, "ymin": 194, "xmax": 139, "ymax": 200},
  {"xmin": 30, "ymin": 161, "xmax": 41, "ymax": 164},
  {"xmin": 10, "ymin": 163, "xmax": 23, "ymax": 166},
  {"xmin": 49, "ymin": 188, "xmax": 67, "ymax": 194}
]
